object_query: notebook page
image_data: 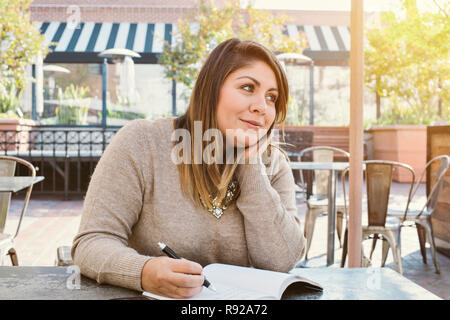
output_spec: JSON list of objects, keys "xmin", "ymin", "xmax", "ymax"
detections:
[
  {"xmin": 203, "ymin": 264, "xmax": 297, "ymax": 299},
  {"xmin": 143, "ymin": 281, "xmax": 274, "ymax": 300}
]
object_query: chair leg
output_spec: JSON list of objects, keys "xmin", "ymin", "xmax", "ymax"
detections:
[
  {"xmin": 360, "ymin": 240, "xmax": 372, "ymax": 268},
  {"xmin": 395, "ymin": 249, "xmax": 403, "ymax": 275},
  {"xmin": 340, "ymin": 228, "xmax": 348, "ymax": 268},
  {"xmin": 382, "ymin": 231, "xmax": 402, "ymax": 275},
  {"xmin": 361, "ymin": 249, "xmax": 372, "ymax": 268},
  {"xmin": 416, "ymin": 222, "xmax": 427, "ymax": 264},
  {"xmin": 423, "ymin": 218, "xmax": 440, "ymax": 274},
  {"xmin": 369, "ymin": 234, "xmax": 378, "ymax": 260},
  {"xmin": 8, "ymin": 248, "xmax": 19, "ymax": 266},
  {"xmin": 391, "ymin": 230, "xmax": 402, "ymax": 275},
  {"xmin": 381, "ymin": 237, "xmax": 389, "ymax": 267},
  {"xmin": 336, "ymin": 211, "xmax": 344, "ymax": 248},
  {"xmin": 304, "ymin": 207, "xmax": 319, "ymax": 260}
]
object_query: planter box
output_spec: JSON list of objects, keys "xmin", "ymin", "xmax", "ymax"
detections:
[
  {"xmin": 369, "ymin": 125, "xmax": 427, "ymax": 183},
  {"xmin": 0, "ymin": 119, "xmax": 39, "ymax": 152}
]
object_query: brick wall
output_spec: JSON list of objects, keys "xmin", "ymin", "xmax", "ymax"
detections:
[
  {"xmin": 30, "ymin": 0, "xmax": 350, "ymax": 25},
  {"xmin": 30, "ymin": 1, "xmax": 196, "ymax": 23}
]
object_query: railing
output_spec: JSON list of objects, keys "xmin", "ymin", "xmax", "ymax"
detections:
[{"xmin": 0, "ymin": 128, "xmax": 119, "ymax": 198}]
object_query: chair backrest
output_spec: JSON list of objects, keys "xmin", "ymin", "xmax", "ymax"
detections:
[
  {"xmin": 313, "ymin": 149, "xmax": 334, "ymax": 195},
  {"xmin": 0, "ymin": 159, "xmax": 16, "ymax": 233},
  {"xmin": 0, "ymin": 156, "xmax": 36, "ymax": 236},
  {"xmin": 409, "ymin": 155, "xmax": 450, "ymax": 218},
  {"xmin": 341, "ymin": 160, "xmax": 415, "ymax": 226},
  {"xmin": 280, "ymin": 130, "xmax": 314, "ymax": 196},
  {"xmin": 299, "ymin": 146, "xmax": 350, "ymax": 197}
]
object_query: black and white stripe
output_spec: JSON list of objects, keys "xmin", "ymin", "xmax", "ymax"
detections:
[
  {"xmin": 38, "ymin": 22, "xmax": 175, "ymax": 53},
  {"xmin": 37, "ymin": 22, "xmax": 350, "ymax": 63},
  {"xmin": 285, "ymin": 24, "xmax": 350, "ymax": 52}
]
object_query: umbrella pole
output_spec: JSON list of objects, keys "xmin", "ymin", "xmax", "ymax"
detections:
[
  {"xmin": 102, "ymin": 58, "xmax": 108, "ymax": 128},
  {"xmin": 309, "ymin": 62, "xmax": 314, "ymax": 125},
  {"xmin": 348, "ymin": 0, "xmax": 364, "ymax": 268}
]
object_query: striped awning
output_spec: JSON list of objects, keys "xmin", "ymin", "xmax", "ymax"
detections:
[{"xmin": 38, "ymin": 22, "xmax": 350, "ymax": 65}]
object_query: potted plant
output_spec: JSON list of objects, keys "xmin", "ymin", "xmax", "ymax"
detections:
[{"xmin": 0, "ymin": 82, "xmax": 38, "ymax": 152}]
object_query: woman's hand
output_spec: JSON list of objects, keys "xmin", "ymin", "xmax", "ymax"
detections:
[
  {"xmin": 242, "ymin": 131, "xmax": 273, "ymax": 163},
  {"xmin": 141, "ymin": 256, "xmax": 205, "ymax": 299}
]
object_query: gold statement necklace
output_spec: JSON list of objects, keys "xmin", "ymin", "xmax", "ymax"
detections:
[{"xmin": 201, "ymin": 180, "xmax": 239, "ymax": 219}]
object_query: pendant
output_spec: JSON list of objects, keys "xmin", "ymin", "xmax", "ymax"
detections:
[{"xmin": 211, "ymin": 207, "xmax": 224, "ymax": 219}]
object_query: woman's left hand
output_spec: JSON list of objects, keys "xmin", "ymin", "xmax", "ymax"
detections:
[{"xmin": 243, "ymin": 131, "xmax": 273, "ymax": 163}]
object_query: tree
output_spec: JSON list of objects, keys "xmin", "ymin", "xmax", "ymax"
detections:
[
  {"xmin": 159, "ymin": 0, "xmax": 307, "ymax": 89},
  {"xmin": 0, "ymin": 0, "xmax": 49, "ymax": 113},
  {"xmin": 364, "ymin": 0, "xmax": 449, "ymax": 124}
]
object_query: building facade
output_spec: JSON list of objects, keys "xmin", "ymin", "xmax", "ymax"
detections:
[{"xmin": 28, "ymin": 0, "xmax": 375, "ymax": 126}]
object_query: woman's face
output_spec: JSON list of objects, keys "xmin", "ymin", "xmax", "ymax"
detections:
[{"xmin": 216, "ymin": 60, "xmax": 278, "ymax": 148}]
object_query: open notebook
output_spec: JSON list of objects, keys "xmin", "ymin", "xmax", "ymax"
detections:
[{"xmin": 143, "ymin": 263, "xmax": 323, "ymax": 300}]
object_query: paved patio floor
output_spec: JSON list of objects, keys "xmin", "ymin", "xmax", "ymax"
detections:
[{"xmin": 2, "ymin": 181, "xmax": 449, "ymax": 299}]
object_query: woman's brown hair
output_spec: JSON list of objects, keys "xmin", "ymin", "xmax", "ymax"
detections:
[{"xmin": 174, "ymin": 38, "xmax": 289, "ymax": 211}]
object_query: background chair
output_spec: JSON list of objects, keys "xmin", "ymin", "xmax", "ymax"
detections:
[
  {"xmin": 0, "ymin": 156, "xmax": 36, "ymax": 266},
  {"xmin": 340, "ymin": 160, "xmax": 415, "ymax": 274},
  {"xmin": 280, "ymin": 129, "xmax": 314, "ymax": 202},
  {"xmin": 383, "ymin": 155, "xmax": 449, "ymax": 274},
  {"xmin": 296, "ymin": 146, "xmax": 350, "ymax": 259}
]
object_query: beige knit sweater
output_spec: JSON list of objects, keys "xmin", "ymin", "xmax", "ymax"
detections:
[{"xmin": 72, "ymin": 118, "xmax": 305, "ymax": 292}]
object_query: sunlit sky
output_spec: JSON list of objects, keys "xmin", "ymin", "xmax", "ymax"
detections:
[{"xmin": 242, "ymin": 0, "xmax": 443, "ymax": 12}]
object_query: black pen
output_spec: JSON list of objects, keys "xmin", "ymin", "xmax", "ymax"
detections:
[{"xmin": 157, "ymin": 242, "xmax": 217, "ymax": 292}]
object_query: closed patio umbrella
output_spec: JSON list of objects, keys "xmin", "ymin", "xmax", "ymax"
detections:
[{"xmin": 118, "ymin": 55, "xmax": 137, "ymax": 106}]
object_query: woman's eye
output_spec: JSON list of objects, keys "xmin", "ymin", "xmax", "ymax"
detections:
[
  {"xmin": 266, "ymin": 94, "xmax": 277, "ymax": 103},
  {"xmin": 241, "ymin": 84, "xmax": 254, "ymax": 92},
  {"xmin": 240, "ymin": 84, "xmax": 277, "ymax": 103}
]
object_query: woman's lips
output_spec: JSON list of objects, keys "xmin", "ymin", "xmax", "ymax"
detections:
[{"xmin": 240, "ymin": 119, "xmax": 262, "ymax": 130}]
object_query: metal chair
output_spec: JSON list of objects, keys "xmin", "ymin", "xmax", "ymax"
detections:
[
  {"xmin": 383, "ymin": 155, "xmax": 449, "ymax": 274},
  {"xmin": 0, "ymin": 156, "xmax": 36, "ymax": 266},
  {"xmin": 340, "ymin": 160, "xmax": 415, "ymax": 274},
  {"xmin": 296, "ymin": 146, "xmax": 350, "ymax": 259}
]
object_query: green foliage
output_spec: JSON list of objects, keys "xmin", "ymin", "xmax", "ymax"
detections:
[
  {"xmin": 0, "ymin": 0, "xmax": 49, "ymax": 89},
  {"xmin": 379, "ymin": 108, "xmax": 440, "ymax": 125},
  {"xmin": 56, "ymin": 84, "xmax": 90, "ymax": 125},
  {"xmin": 159, "ymin": 0, "xmax": 307, "ymax": 89},
  {"xmin": 364, "ymin": 0, "xmax": 449, "ymax": 125},
  {"xmin": 104, "ymin": 109, "xmax": 146, "ymax": 120},
  {"xmin": 368, "ymin": 104, "xmax": 443, "ymax": 126},
  {"xmin": 0, "ymin": 81, "xmax": 20, "ymax": 115}
]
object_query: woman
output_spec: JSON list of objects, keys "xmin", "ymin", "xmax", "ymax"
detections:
[{"xmin": 72, "ymin": 38, "xmax": 305, "ymax": 299}]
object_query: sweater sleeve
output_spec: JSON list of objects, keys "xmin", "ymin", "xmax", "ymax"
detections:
[
  {"xmin": 235, "ymin": 147, "xmax": 305, "ymax": 272},
  {"xmin": 71, "ymin": 120, "xmax": 153, "ymax": 292}
]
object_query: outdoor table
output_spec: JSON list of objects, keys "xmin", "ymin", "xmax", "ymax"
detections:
[
  {"xmin": 289, "ymin": 162, "xmax": 350, "ymax": 266},
  {"xmin": 0, "ymin": 177, "xmax": 45, "ymax": 193},
  {"xmin": 0, "ymin": 266, "xmax": 440, "ymax": 300}
]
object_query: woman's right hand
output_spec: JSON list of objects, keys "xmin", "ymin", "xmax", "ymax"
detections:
[{"xmin": 141, "ymin": 256, "xmax": 205, "ymax": 299}]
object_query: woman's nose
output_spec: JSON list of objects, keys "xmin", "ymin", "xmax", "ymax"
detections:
[{"xmin": 249, "ymin": 95, "xmax": 267, "ymax": 114}]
